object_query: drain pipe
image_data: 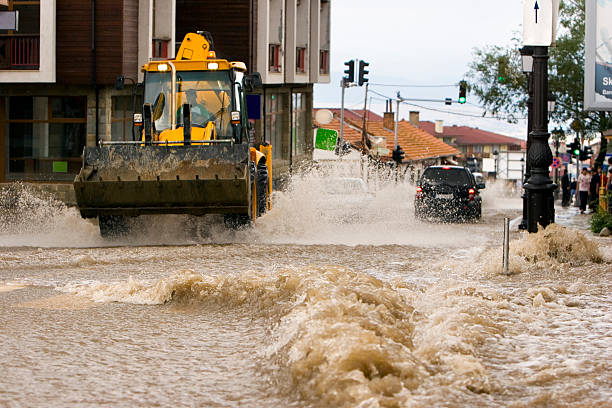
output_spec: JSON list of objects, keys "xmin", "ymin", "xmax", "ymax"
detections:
[
  {"xmin": 503, "ymin": 217, "xmax": 510, "ymax": 275},
  {"xmin": 91, "ymin": 0, "xmax": 99, "ymax": 143}
]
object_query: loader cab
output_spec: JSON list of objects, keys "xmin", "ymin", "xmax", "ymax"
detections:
[{"xmin": 142, "ymin": 67, "xmax": 250, "ymax": 143}]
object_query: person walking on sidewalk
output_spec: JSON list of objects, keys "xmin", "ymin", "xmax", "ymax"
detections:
[
  {"xmin": 561, "ymin": 167, "xmax": 570, "ymax": 207},
  {"xmin": 589, "ymin": 167, "xmax": 602, "ymax": 212},
  {"xmin": 578, "ymin": 167, "xmax": 591, "ymax": 214}
]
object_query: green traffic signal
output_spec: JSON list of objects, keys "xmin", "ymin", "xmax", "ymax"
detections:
[{"xmin": 458, "ymin": 81, "xmax": 467, "ymax": 104}]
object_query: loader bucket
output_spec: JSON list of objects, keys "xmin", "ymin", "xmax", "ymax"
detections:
[{"xmin": 73, "ymin": 143, "xmax": 251, "ymax": 218}]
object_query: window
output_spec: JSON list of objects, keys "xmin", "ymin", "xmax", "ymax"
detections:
[
  {"xmin": 269, "ymin": 44, "xmax": 281, "ymax": 73},
  {"xmin": 292, "ymin": 92, "xmax": 308, "ymax": 156},
  {"xmin": 473, "ymin": 145, "xmax": 483, "ymax": 153},
  {"xmin": 112, "ymin": 95, "xmax": 142, "ymax": 142},
  {"xmin": 2, "ymin": 96, "xmax": 86, "ymax": 181},
  {"xmin": 296, "ymin": 47, "xmax": 306, "ymax": 73},
  {"xmin": 0, "ymin": 1, "xmax": 40, "ymax": 70},
  {"xmin": 265, "ymin": 91, "xmax": 289, "ymax": 160},
  {"xmin": 319, "ymin": 50, "xmax": 329, "ymax": 74},
  {"xmin": 152, "ymin": 39, "xmax": 169, "ymax": 59}
]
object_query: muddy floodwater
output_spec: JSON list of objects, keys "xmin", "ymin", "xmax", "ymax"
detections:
[{"xmin": 1, "ymin": 175, "xmax": 611, "ymax": 408}]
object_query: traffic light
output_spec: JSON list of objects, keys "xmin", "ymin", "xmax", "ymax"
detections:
[
  {"xmin": 497, "ymin": 57, "xmax": 509, "ymax": 83},
  {"xmin": 344, "ymin": 60, "xmax": 355, "ymax": 83},
  {"xmin": 580, "ymin": 145, "xmax": 593, "ymax": 161},
  {"xmin": 392, "ymin": 145, "xmax": 405, "ymax": 164},
  {"xmin": 567, "ymin": 138, "xmax": 580, "ymax": 156},
  {"xmin": 358, "ymin": 60, "xmax": 369, "ymax": 86},
  {"xmin": 458, "ymin": 81, "xmax": 467, "ymax": 104}
]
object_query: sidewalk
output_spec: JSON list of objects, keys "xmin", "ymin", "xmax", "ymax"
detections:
[{"xmin": 555, "ymin": 204, "xmax": 593, "ymax": 231}]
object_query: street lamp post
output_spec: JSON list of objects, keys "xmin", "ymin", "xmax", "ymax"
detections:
[
  {"xmin": 518, "ymin": 46, "xmax": 534, "ymax": 231},
  {"xmin": 493, "ymin": 150, "xmax": 499, "ymax": 180},
  {"xmin": 524, "ymin": 46, "xmax": 557, "ymax": 233}
]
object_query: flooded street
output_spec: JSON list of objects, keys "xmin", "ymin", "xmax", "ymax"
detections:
[{"xmin": 1, "ymin": 177, "xmax": 611, "ymax": 407}]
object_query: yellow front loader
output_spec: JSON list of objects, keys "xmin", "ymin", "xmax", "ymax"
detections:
[{"xmin": 74, "ymin": 32, "xmax": 271, "ymax": 237}]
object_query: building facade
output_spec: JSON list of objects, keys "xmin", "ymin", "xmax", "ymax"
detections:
[
  {"xmin": 175, "ymin": 0, "xmax": 330, "ymax": 182},
  {"xmin": 0, "ymin": 0, "xmax": 175, "ymax": 185},
  {"xmin": 0, "ymin": 0, "xmax": 330, "ymax": 187}
]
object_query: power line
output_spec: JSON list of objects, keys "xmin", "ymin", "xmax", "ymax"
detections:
[
  {"xmin": 369, "ymin": 83, "xmax": 457, "ymax": 88},
  {"xmin": 368, "ymin": 89, "xmax": 527, "ymax": 121}
]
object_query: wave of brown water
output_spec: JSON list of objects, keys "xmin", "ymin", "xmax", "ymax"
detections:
[
  {"xmin": 53, "ymin": 226, "xmax": 611, "ymax": 407},
  {"xmin": 1, "ymin": 171, "xmax": 611, "ymax": 407}
]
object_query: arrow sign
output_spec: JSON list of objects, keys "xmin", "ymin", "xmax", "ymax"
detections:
[{"xmin": 523, "ymin": 0, "xmax": 556, "ymax": 46}]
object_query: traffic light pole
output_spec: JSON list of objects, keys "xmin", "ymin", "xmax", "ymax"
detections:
[
  {"xmin": 340, "ymin": 78, "xmax": 346, "ymax": 146},
  {"xmin": 524, "ymin": 46, "xmax": 557, "ymax": 233}
]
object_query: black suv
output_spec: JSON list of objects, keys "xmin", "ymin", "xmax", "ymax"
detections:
[{"xmin": 414, "ymin": 166, "xmax": 484, "ymax": 221}]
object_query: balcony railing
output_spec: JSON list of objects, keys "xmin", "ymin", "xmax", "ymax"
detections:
[{"xmin": 0, "ymin": 35, "xmax": 40, "ymax": 70}]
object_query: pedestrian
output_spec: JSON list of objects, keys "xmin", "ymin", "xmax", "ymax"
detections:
[
  {"xmin": 570, "ymin": 176, "xmax": 577, "ymax": 204},
  {"xmin": 578, "ymin": 167, "xmax": 591, "ymax": 214},
  {"xmin": 561, "ymin": 167, "xmax": 570, "ymax": 207},
  {"xmin": 589, "ymin": 166, "xmax": 602, "ymax": 212}
]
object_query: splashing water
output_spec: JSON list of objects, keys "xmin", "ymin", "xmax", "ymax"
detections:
[{"xmin": 0, "ymin": 163, "xmax": 524, "ymax": 248}]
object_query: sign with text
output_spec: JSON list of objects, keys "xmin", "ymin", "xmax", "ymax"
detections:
[
  {"xmin": 522, "ymin": 0, "xmax": 560, "ymax": 46},
  {"xmin": 584, "ymin": 0, "xmax": 612, "ymax": 110}
]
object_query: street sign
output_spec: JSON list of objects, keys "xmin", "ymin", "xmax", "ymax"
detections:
[
  {"xmin": 551, "ymin": 156, "xmax": 561, "ymax": 168},
  {"xmin": 523, "ymin": 0, "xmax": 560, "ymax": 46},
  {"xmin": 314, "ymin": 128, "xmax": 338, "ymax": 151},
  {"xmin": 584, "ymin": 0, "xmax": 612, "ymax": 110}
]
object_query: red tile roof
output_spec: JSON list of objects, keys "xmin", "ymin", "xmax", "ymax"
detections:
[
  {"xmin": 420, "ymin": 121, "xmax": 526, "ymax": 148},
  {"xmin": 321, "ymin": 108, "xmax": 384, "ymax": 124},
  {"xmin": 366, "ymin": 120, "xmax": 459, "ymax": 161},
  {"xmin": 314, "ymin": 109, "xmax": 459, "ymax": 161}
]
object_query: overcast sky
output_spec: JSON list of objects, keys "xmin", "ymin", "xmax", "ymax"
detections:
[{"xmin": 313, "ymin": 0, "xmax": 528, "ymax": 138}]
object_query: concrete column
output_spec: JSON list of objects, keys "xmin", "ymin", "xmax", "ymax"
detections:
[{"xmin": 138, "ymin": 0, "xmax": 153, "ymax": 82}]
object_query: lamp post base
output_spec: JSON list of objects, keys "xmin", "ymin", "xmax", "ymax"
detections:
[
  {"xmin": 518, "ymin": 190, "xmax": 528, "ymax": 230},
  {"xmin": 524, "ymin": 182, "xmax": 557, "ymax": 233}
]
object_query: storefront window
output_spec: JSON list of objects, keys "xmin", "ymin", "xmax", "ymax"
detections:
[
  {"xmin": 2, "ymin": 96, "xmax": 86, "ymax": 181},
  {"xmin": 292, "ymin": 92, "xmax": 308, "ymax": 157},
  {"xmin": 265, "ymin": 91, "xmax": 289, "ymax": 161},
  {"xmin": 112, "ymin": 95, "xmax": 141, "ymax": 141}
]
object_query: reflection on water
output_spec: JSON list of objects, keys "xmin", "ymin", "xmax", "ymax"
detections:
[{"xmin": 0, "ymin": 168, "xmax": 611, "ymax": 407}]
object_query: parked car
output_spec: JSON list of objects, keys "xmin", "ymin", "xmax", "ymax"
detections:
[{"xmin": 414, "ymin": 166, "xmax": 484, "ymax": 221}]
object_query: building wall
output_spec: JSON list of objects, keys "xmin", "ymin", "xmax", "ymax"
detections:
[
  {"xmin": 0, "ymin": 0, "xmax": 56, "ymax": 83},
  {"xmin": 175, "ymin": 0, "xmax": 251, "ymax": 68}
]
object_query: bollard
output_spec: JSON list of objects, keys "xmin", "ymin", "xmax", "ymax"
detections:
[{"xmin": 503, "ymin": 217, "xmax": 510, "ymax": 275}]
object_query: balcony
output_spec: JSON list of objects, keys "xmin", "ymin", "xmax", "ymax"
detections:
[{"xmin": 0, "ymin": 35, "xmax": 40, "ymax": 70}]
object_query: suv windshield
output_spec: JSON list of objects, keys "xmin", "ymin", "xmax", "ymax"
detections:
[
  {"xmin": 144, "ymin": 71, "xmax": 233, "ymax": 138},
  {"xmin": 422, "ymin": 168, "xmax": 471, "ymax": 185}
]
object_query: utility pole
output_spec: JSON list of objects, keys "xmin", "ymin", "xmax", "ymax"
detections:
[
  {"xmin": 394, "ymin": 92, "xmax": 401, "ymax": 147},
  {"xmin": 524, "ymin": 45, "xmax": 557, "ymax": 232},
  {"xmin": 361, "ymin": 82, "xmax": 369, "ymax": 154}
]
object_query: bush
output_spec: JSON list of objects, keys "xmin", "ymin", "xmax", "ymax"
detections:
[{"xmin": 590, "ymin": 208, "xmax": 612, "ymax": 233}]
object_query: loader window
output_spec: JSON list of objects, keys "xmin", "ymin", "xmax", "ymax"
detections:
[{"xmin": 144, "ymin": 71, "xmax": 233, "ymax": 139}]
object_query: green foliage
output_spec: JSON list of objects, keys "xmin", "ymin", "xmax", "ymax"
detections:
[
  {"xmin": 590, "ymin": 206, "xmax": 612, "ymax": 234},
  {"xmin": 466, "ymin": 0, "xmax": 609, "ymax": 138}
]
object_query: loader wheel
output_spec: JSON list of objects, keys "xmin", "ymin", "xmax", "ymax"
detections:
[
  {"xmin": 98, "ymin": 215, "xmax": 130, "ymax": 238},
  {"xmin": 223, "ymin": 214, "xmax": 251, "ymax": 230}
]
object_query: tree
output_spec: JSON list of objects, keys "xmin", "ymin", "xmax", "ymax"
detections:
[{"xmin": 466, "ymin": 0, "xmax": 609, "ymax": 168}]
